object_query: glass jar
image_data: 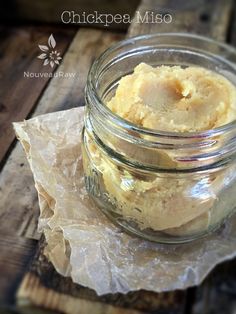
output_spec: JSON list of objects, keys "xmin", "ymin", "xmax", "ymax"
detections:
[{"xmin": 82, "ymin": 33, "xmax": 236, "ymax": 244}]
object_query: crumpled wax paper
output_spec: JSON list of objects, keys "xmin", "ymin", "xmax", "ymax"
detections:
[{"xmin": 13, "ymin": 107, "xmax": 236, "ymax": 295}]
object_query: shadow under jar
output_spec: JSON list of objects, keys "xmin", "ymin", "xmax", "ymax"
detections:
[{"xmin": 82, "ymin": 33, "xmax": 236, "ymax": 244}]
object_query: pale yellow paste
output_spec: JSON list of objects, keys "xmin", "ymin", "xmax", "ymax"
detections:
[
  {"xmin": 107, "ymin": 63, "xmax": 236, "ymax": 132},
  {"xmin": 91, "ymin": 63, "xmax": 236, "ymax": 234}
]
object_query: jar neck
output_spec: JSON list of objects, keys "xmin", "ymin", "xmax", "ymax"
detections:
[
  {"xmin": 85, "ymin": 33, "xmax": 236, "ymax": 173},
  {"xmin": 85, "ymin": 90, "xmax": 236, "ymax": 173}
]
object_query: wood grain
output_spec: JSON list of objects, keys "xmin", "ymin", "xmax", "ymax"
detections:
[
  {"xmin": 190, "ymin": 259, "xmax": 236, "ymax": 314},
  {"xmin": 0, "ymin": 233, "xmax": 37, "ymax": 305},
  {"xmin": 0, "ymin": 29, "xmax": 123, "ymax": 242},
  {"xmin": 0, "ymin": 27, "xmax": 123, "ymax": 312},
  {"xmin": 18, "ymin": 274, "xmax": 141, "ymax": 314},
  {"xmin": 17, "ymin": 238, "xmax": 186, "ymax": 314},
  {"xmin": 0, "ymin": 0, "xmax": 236, "ymax": 313},
  {"xmin": 128, "ymin": 0, "xmax": 233, "ymax": 41},
  {"xmin": 0, "ymin": 25, "xmax": 76, "ymax": 167},
  {"xmin": 229, "ymin": 4, "xmax": 236, "ymax": 46},
  {"xmin": 0, "ymin": 0, "xmax": 140, "ymax": 31},
  {"xmin": 9, "ymin": 25, "xmax": 186, "ymax": 314}
]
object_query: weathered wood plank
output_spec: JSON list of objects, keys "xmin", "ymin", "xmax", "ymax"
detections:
[
  {"xmin": 0, "ymin": 0, "xmax": 140, "ymax": 31},
  {"xmin": 18, "ymin": 274, "xmax": 141, "ymax": 314},
  {"xmin": 0, "ymin": 233, "xmax": 37, "ymax": 305},
  {"xmin": 17, "ymin": 238, "xmax": 186, "ymax": 314},
  {"xmin": 128, "ymin": 0, "xmax": 233, "ymax": 41},
  {"xmin": 0, "ymin": 29, "xmax": 123, "ymax": 242},
  {"xmin": 10, "ymin": 24, "xmax": 186, "ymax": 314},
  {"xmin": 229, "ymin": 2, "xmax": 236, "ymax": 46},
  {"xmin": 0, "ymin": 27, "xmax": 123, "ymax": 312},
  {"xmin": 0, "ymin": 25, "xmax": 76, "ymax": 167},
  {"xmin": 190, "ymin": 259, "xmax": 236, "ymax": 314},
  {"xmin": 2, "ymin": 0, "xmax": 236, "ymax": 313}
]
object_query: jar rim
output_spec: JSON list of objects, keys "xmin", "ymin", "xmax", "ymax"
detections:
[{"xmin": 87, "ymin": 32, "xmax": 236, "ymax": 140}]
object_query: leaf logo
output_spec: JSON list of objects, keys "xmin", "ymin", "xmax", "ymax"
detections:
[{"xmin": 38, "ymin": 34, "xmax": 62, "ymax": 68}]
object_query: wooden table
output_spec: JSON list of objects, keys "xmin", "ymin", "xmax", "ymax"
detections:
[{"xmin": 0, "ymin": 1, "xmax": 236, "ymax": 313}]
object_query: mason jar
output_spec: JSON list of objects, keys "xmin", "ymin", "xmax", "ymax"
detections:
[{"xmin": 82, "ymin": 33, "xmax": 236, "ymax": 244}]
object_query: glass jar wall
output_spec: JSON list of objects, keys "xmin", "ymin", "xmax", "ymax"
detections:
[{"xmin": 82, "ymin": 33, "xmax": 236, "ymax": 243}]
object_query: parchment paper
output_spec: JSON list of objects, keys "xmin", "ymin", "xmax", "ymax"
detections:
[{"xmin": 13, "ymin": 107, "xmax": 236, "ymax": 295}]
